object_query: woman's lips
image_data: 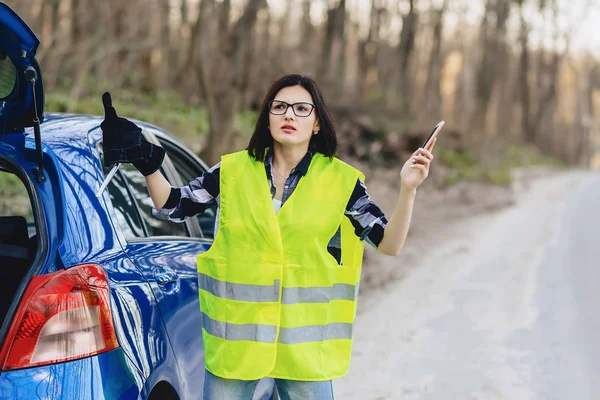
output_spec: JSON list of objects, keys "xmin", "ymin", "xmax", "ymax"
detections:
[{"xmin": 281, "ymin": 125, "xmax": 296, "ymax": 133}]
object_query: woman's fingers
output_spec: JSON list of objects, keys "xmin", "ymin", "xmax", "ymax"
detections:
[
  {"xmin": 426, "ymin": 137, "xmax": 438, "ymax": 152},
  {"xmin": 409, "ymin": 141, "xmax": 436, "ymax": 175},
  {"xmin": 413, "ymin": 147, "xmax": 434, "ymax": 161},
  {"xmin": 412, "ymin": 155, "xmax": 431, "ymax": 165},
  {"xmin": 409, "ymin": 163, "xmax": 428, "ymax": 174},
  {"xmin": 417, "ymin": 147, "xmax": 434, "ymax": 160}
]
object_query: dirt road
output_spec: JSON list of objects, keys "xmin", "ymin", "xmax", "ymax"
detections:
[{"xmin": 336, "ymin": 169, "xmax": 599, "ymax": 399}]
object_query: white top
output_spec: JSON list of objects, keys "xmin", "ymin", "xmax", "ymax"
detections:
[{"xmin": 273, "ymin": 198, "xmax": 282, "ymax": 214}]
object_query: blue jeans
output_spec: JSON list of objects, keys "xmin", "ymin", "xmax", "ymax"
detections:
[{"xmin": 203, "ymin": 370, "xmax": 335, "ymax": 400}]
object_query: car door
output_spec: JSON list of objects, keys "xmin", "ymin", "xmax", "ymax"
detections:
[{"xmin": 98, "ymin": 128, "xmax": 212, "ymax": 400}]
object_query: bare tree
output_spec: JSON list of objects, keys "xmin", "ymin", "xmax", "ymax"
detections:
[
  {"xmin": 530, "ymin": 0, "xmax": 589, "ymax": 156},
  {"xmin": 319, "ymin": 0, "xmax": 347, "ymax": 94},
  {"xmin": 397, "ymin": 0, "xmax": 418, "ymax": 114},
  {"xmin": 193, "ymin": 0, "xmax": 267, "ymax": 165},
  {"xmin": 357, "ymin": 0, "xmax": 383, "ymax": 102},
  {"xmin": 421, "ymin": 0, "xmax": 448, "ymax": 125},
  {"xmin": 515, "ymin": 0, "xmax": 532, "ymax": 142},
  {"xmin": 471, "ymin": 0, "xmax": 511, "ymax": 139},
  {"xmin": 491, "ymin": 0, "xmax": 512, "ymax": 139}
]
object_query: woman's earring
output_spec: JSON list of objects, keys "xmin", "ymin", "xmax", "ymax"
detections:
[{"xmin": 314, "ymin": 130, "xmax": 319, "ymax": 135}]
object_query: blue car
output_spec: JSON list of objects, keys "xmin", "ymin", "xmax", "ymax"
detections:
[{"xmin": 0, "ymin": 3, "xmax": 276, "ymax": 399}]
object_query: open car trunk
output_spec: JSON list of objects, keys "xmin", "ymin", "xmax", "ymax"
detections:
[
  {"xmin": 0, "ymin": 1, "xmax": 46, "ymax": 330},
  {"xmin": 0, "ymin": 159, "xmax": 39, "ymax": 326}
]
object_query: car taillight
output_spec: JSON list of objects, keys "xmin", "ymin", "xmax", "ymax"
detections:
[{"xmin": 0, "ymin": 264, "xmax": 119, "ymax": 370}]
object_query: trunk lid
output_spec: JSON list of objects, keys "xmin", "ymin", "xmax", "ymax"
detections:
[{"xmin": 0, "ymin": 2, "xmax": 44, "ymax": 134}]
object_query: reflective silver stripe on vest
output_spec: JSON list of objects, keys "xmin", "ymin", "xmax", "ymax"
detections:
[
  {"xmin": 201, "ymin": 312, "xmax": 277, "ymax": 343},
  {"xmin": 198, "ymin": 273, "xmax": 280, "ymax": 302},
  {"xmin": 281, "ymin": 283, "xmax": 356, "ymax": 304},
  {"xmin": 278, "ymin": 323, "xmax": 353, "ymax": 344}
]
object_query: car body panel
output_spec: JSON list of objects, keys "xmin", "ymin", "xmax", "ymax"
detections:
[
  {"xmin": 1, "ymin": 116, "xmax": 187, "ymax": 397},
  {"xmin": 0, "ymin": 349, "xmax": 144, "ymax": 400},
  {"xmin": 0, "ymin": 129, "xmax": 57, "ymax": 274},
  {"xmin": 0, "ymin": 3, "xmax": 39, "ymax": 62},
  {"xmin": 123, "ymin": 241, "xmax": 206, "ymax": 395}
]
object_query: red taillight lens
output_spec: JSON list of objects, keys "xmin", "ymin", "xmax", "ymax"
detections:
[{"xmin": 0, "ymin": 264, "xmax": 119, "ymax": 370}]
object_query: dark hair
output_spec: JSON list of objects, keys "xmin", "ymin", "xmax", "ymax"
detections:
[{"xmin": 247, "ymin": 74, "xmax": 337, "ymax": 161}]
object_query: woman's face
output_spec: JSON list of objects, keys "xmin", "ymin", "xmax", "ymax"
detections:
[{"xmin": 268, "ymin": 85, "xmax": 320, "ymax": 149}]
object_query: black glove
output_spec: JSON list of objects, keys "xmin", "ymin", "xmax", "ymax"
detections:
[
  {"xmin": 132, "ymin": 139, "xmax": 166, "ymax": 176},
  {"xmin": 100, "ymin": 92, "xmax": 165, "ymax": 176}
]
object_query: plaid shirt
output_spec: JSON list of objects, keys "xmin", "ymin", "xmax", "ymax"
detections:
[{"xmin": 153, "ymin": 151, "xmax": 388, "ymax": 264}]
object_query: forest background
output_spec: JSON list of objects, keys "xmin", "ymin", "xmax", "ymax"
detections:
[{"xmin": 6, "ymin": 0, "xmax": 600, "ymax": 191}]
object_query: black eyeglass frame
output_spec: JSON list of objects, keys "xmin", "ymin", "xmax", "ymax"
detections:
[{"xmin": 267, "ymin": 100, "xmax": 316, "ymax": 117}]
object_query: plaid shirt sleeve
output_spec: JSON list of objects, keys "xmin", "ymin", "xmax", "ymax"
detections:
[
  {"xmin": 345, "ymin": 178, "xmax": 388, "ymax": 248},
  {"xmin": 152, "ymin": 162, "xmax": 221, "ymax": 222}
]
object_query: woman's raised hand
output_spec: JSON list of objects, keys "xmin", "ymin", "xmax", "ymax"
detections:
[{"xmin": 400, "ymin": 138, "xmax": 436, "ymax": 190}]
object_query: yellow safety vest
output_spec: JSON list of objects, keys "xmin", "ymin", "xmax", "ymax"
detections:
[{"xmin": 197, "ymin": 150, "xmax": 365, "ymax": 381}]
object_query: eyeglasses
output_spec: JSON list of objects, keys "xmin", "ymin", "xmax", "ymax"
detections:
[{"xmin": 268, "ymin": 100, "xmax": 316, "ymax": 117}]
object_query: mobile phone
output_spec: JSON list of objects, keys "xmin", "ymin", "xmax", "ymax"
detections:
[{"xmin": 421, "ymin": 120, "xmax": 445, "ymax": 149}]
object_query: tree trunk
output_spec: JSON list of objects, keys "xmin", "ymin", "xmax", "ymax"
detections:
[
  {"xmin": 318, "ymin": 0, "xmax": 346, "ymax": 89},
  {"xmin": 299, "ymin": 0, "xmax": 315, "ymax": 75},
  {"xmin": 198, "ymin": 0, "xmax": 266, "ymax": 165},
  {"xmin": 204, "ymin": 95, "xmax": 238, "ymax": 166},
  {"xmin": 178, "ymin": 0, "xmax": 207, "ymax": 93},
  {"xmin": 517, "ymin": 0, "xmax": 533, "ymax": 142},
  {"xmin": 471, "ymin": 0, "xmax": 510, "ymax": 139},
  {"xmin": 357, "ymin": 0, "xmax": 381, "ymax": 102},
  {"xmin": 422, "ymin": 2, "xmax": 446, "ymax": 124},
  {"xmin": 492, "ymin": 0, "xmax": 511, "ymax": 138},
  {"xmin": 71, "ymin": 0, "xmax": 83, "ymax": 46},
  {"xmin": 532, "ymin": 0, "xmax": 564, "ymax": 151},
  {"xmin": 181, "ymin": 0, "xmax": 189, "ymax": 27},
  {"xmin": 157, "ymin": 0, "xmax": 175, "ymax": 89},
  {"xmin": 397, "ymin": 0, "xmax": 418, "ymax": 113}
]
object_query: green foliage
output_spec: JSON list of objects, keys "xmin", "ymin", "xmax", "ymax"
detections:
[
  {"xmin": 438, "ymin": 149, "xmax": 478, "ymax": 169},
  {"xmin": 503, "ymin": 145, "xmax": 565, "ymax": 167},
  {"xmin": 444, "ymin": 166, "xmax": 513, "ymax": 186},
  {"xmin": 441, "ymin": 145, "xmax": 565, "ymax": 186},
  {"xmin": 0, "ymin": 172, "xmax": 33, "ymax": 218},
  {"xmin": 0, "ymin": 172, "xmax": 22, "ymax": 195},
  {"xmin": 366, "ymin": 88, "xmax": 388, "ymax": 108},
  {"xmin": 234, "ymin": 110, "xmax": 259, "ymax": 137}
]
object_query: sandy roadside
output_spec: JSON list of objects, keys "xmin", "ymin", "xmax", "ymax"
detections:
[
  {"xmin": 358, "ymin": 164, "xmax": 536, "ymax": 293},
  {"xmin": 336, "ymin": 167, "xmax": 591, "ymax": 399}
]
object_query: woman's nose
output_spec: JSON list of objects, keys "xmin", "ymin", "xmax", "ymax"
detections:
[{"xmin": 284, "ymin": 106, "xmax": 295, "ymax": 119}]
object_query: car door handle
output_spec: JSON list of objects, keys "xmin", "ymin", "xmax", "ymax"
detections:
[{"xmin": 154, "ymin": 268, "xmax": 179, "ymax": 285}]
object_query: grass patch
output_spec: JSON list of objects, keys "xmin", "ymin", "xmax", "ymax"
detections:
[
  {"xmin": 45, "ymin": 90, "xmax": 260, "ymax": 146},
  {"xmin": 45, "ymin": 90, "xmax": 210, "ymax": 145},
  {"xmin": 440, "ymin": 145, "xmax": 565, "ymax": 186}
]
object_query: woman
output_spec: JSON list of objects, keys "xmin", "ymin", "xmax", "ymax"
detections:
[{"xmin": 101, "ymin": 74, "xmax": 435, "ymax": 400}]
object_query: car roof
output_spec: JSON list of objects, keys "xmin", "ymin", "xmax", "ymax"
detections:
[{"xmin": 30, "ymin": 112, "xmax": 172, "ymax": 149}]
